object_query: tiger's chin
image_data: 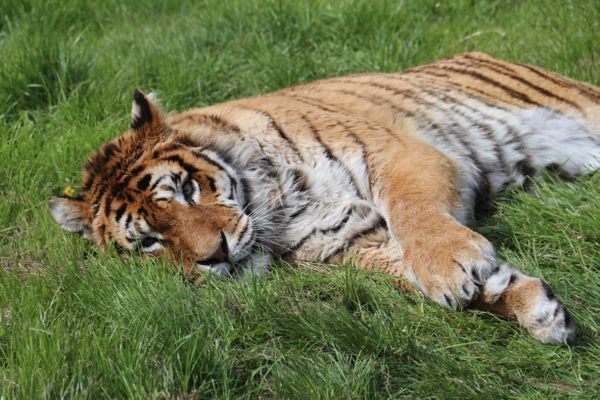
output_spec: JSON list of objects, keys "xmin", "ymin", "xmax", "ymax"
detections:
[{"xmin": 196, "ymin": 252, "xmax": 272, "ymax": 279}]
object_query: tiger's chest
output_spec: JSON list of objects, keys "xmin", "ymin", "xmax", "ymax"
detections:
[{"xmin": 274, "ymin": 157, "xmax": 384, "ymax": 262}]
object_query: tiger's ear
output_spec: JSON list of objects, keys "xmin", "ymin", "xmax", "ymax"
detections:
[
  {"xmin": 130, "ymin": 89, "xmax": 161, "ymax": 130},
  {"xmin": 48, "ymin": 197, "xmax": 93, "ymax": 240}
]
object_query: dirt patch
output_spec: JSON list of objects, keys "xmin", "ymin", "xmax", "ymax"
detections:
[
  {"xmin": 0, "ymin": 253, "xmax": 48, "ymax": 275},
  {"xmin": 0, "ymin": 308, "xmax": 11, "ymax": 323}
]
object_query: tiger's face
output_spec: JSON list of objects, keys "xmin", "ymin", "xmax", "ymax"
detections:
[{"xmin": 49, "ymin": 90, "xmax": 270, "ymax": 279}]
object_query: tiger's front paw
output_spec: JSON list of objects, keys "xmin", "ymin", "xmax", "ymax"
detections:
[{"xmin": 406, "ymin": 225, "xmax": 497, "ymax": 310}]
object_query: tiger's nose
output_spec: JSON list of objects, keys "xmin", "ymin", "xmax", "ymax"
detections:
[{"xmin": 197, "ymin": 232, "xmax": 229, "ymax": 266}]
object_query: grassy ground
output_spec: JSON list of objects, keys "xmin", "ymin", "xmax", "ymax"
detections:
[{"xmin": 1, "ymin": 0, "xmax": 599, "ymax": 398}]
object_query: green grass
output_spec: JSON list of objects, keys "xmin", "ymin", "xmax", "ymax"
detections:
[{"xmin": 1, "ymin": 0, "xmax": 599, "ymax": 398}]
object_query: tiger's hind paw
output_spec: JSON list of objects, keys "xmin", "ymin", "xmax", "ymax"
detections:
[
  {"xmin": 523, "ymin": 283, "xmax": 576, "ymax": 344},
  {"xmin": 480, "ymin": 264, "xmax": 576, "ymax": 345}
]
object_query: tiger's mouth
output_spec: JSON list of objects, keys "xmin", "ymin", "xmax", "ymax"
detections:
[{"xmin": 195, "ymin": 259, "xmax": 232, "ymax": 277}]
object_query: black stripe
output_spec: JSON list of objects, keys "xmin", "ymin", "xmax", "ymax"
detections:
[
  {"xmin": 150, "ymin": 176, "xmax": 165, "ymax": 191},
  {"xmin": 125, "ymin": 214, "xmax": 132, "ymax": 229},
  {"xmin": 343, "ymin": 76, "xmax": 511, "ymax": 175},
  {"xmin": 340, "ymin": 122, "xmax": 372, "ymax": 199},
  {"xmin": 323, "ymin": 207, "xmax": 354, "ymax": 234},
  {"xmin": 284, "ymin": 93, "xmax": 373, "ymax": 198},
  {"xmin": 433, "ymin": 119, "xmax": 493, "ymax": 217},
  {"xmin": 102, "ymin": 143, "xmax": 118, "ymax": 160},
  {"xmin": 283, "ymin": 228, "xmax": 317, "ymax": 257},
  {"xmin": 541, "ymin": 281, "xmax": 555, "ymax": 299},
  {"xmin": 300, "ymin": 113, "xmax": 334, "ymax": 159},
  {"xmin": 401, "ymin": 73, "xmax": 535, "ymax": 173},
  {"xmin": 340, "ymin": 75, "xmax": 494, "ymax": 212},
  {"xmin": 137, "ymin": 174, "xmax": 152, "ymax": 191},
  {"xmin": 207, "ymin": 176, "xmax": 217, "ymax": 192},
  {"xmin": 228, "ymin": 175, "xmax": 236, "ymax": 200},
  {"xmin": 156, "ymin": 142, "xmax": 185, "ymax": 154},
  {"xmin": 131, "ymin": 89, "xmax": 153, "ymax": 129},
  {"xmin": 192, "ymin": 151, "xmax": 239, "ymax": 198},
  {"xmin": 324, "ymin": 216, "xmax": 387, "ymax": 262},
  {"xmin": 403, "ymin": 68, "xmax": 509, "ymax": 106},
  {"xmin": 129, "ymin": 165, "xmax": 145, "ymax": 178},
  {"xmin": 286, "ymin": 208, "xmax": 362, "ymax": 258},
  {"xmin": 172, "ymin": 172, "xmax": 181, "ymax": 185},
  {"xmin": 230, "ymin": 213, "xmax": 245, "ymax": 234},
  {"xmin": 458, "ymin": 55, "xmax": 582, "ymax": 110},
  {"xmin": 237, "ymin": 227, "xmax": 255, "ymax": 253},
  {"xmin": 423, "ymin": 64, "xmax": 541, "ymax": 106},
  {"xmin": 241, "ymin": 177, "xmax": 252, "ymax": 209},
  {"xmin": 163, "ymin": 155, "xmax": 199, "ymax": 175},
  {"xmin": 173, "ymin": 134, "xmax": 201, "ymax": 148},
  {"xmin": 82, "ymin": 176, "xmax": 94, "ymax": 192},
  {"xmin": 289, "ymin": 204, "xmax": 310, "ymax": 220},
  {"xmin": 115, "ymin": 204, "xmax": 127, "ymax": 222},
  {"xmin": 237, "ymin": 219, "xmax": 250, "ymax": 241},
  {"xmin": 238, "ymin": 106, "xmax": 303, "ymax": 159},
  {"xmin": 114, "ymin": 242, "xmax": 127, "ymax": 254},
  {"xmin": 514, "ymin": 62, "xmax": 600, "ymax": 103},
  {"xmin": 103, "ymin": 194, "xmax": 113, "ymax": 217},
  {"xmin": 346, "ymin": 216, "xmax": 387, "ymax": 248},
  {"xmin": 91, "ymin": 184, "xmax": 107, "ymax": 214},
  {"xmin": 516, "ymin": 159, "xmax": 536, "ymax": 189},
  {"xmin": 289, "ymin": 169, "xmax": 309, "ymax": 192},
  {"xmin": 329, "ymin": 77, "xmax": 419, "ymax": 109},
  {"xmin": 350, "ymin": 75, "xmax": 496, "ymax": 212},
  {"xmin": 192, "ymin": 151, "xmax": 228, "ymax": 173},
  {"xmin": 172, "ymin": 113, "xmax": 242, "ymax": 135},
  {"xmin": 299, "ymin": 113, "xmax": 364, "ymax": 199},
  {"xmin": 415, "ymin": 83, "xmax": 511, "ymax": 176},
  {"xmin": 327, "ymin": 86, "xmax": 417, "ymax": 119}
]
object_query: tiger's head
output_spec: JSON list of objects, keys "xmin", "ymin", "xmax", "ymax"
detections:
[{"xmin": 49, "ymin": 90, "xmax": 273, "ymax": 280}]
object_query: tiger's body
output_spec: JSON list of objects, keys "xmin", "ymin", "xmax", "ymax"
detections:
[{"xmin": 49, "ymin": 52, "xmax": 600, "ymax": 344}]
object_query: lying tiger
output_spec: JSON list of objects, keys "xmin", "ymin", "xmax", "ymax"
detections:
[{"xmin": 49, "ymin": 52, "xmax": 600, "ymax": 344}]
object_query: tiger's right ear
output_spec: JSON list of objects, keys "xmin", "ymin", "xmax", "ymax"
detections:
[
  {"xmin": 48, "ymin": 197, "xmax": 93, "ymax": 240},
  {"xmin": 131, "ymin": 89, "xmax": 161, "ymax": 130}
]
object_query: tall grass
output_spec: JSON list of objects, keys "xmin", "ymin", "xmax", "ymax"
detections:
[{"xmin": 1, "ymin": 0, "xmax": 599, "ymax": 398}]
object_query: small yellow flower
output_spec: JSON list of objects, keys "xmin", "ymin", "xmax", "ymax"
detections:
[{"xmin": 63, "ymin": 185, "xmax": 75, "ymax": 198}]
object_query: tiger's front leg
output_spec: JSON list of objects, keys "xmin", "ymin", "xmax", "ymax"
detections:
[
  {"xmin": 372, "ymin": 140, "xmax": 496, "ymax": 309},
  {"xmin": 369, "ymin": 138, "xmax": 575, "ymax": 343}
]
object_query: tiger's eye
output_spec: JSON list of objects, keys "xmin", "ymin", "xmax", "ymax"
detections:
[{"xmin": 182, "ymin": 179, "xmax": 194, "ymax": 201}]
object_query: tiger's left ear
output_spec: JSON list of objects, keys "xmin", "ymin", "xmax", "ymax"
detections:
[
  {"xmin": 131, "ymin": 89, "xmax": 161, "ymax": 130},
  {"xmin": 48, "ymin": 197, "xmax": 94, "ymax": 240}
]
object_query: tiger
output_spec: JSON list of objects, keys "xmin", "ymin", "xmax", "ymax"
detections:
[{"xmin": 48, "ymin": 52, "xmax": 600, "ymax": 344}]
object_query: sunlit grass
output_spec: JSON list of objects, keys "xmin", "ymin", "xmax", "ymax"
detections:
[{"xmin": 1, "ymin": 0, "xmax": 599, "ymax": 398}]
